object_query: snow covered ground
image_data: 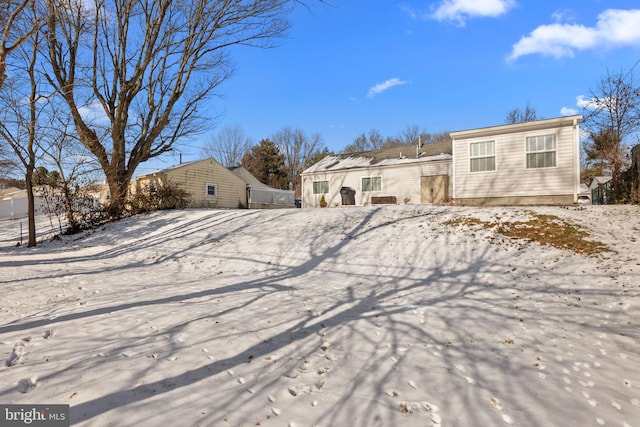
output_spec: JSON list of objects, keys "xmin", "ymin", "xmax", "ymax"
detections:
[{"xmin": 0, "ymin": 205, "xmax": 639, "ymax": 427}]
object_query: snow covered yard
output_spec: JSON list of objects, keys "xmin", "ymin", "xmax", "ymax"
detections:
[{"xmin": 0, "ymin": 205, "xmax": 639, "ymax": 427}]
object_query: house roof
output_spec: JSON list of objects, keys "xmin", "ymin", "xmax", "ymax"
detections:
[
  {"xmin": 450, "ymin": 115, "xmax": 583, "ymax": 140},
  {"xmin": 138, "ymin": 158, "xmax": 207, "ymax": 177},
  {"xmin": 303, "ymin": 139, "xmax": 452, "ymax": 174},
  {"xmin": 589, "ymin": 176, "xmax": 613, "ymax": 189},
  {"xmin": 0, "ymin": 187, "xmax": 23, "ymax": 199},
  {"xmin": 138, "ymin": 158, "xmax": 269, "ymax": 188},
  {"xmin": 0, "ymin": 187, "xmax": 27, "ymax": 200},
  {"xmin": 228, "ymin": 166, "xmax": 270, "ymax": 188},
  {"xmin": 303, "ymin": 153, "xmax": 452, "ymax": 174}
]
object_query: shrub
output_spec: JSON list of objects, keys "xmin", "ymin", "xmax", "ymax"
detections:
[{"xmin": 128, "ymin": 181, "xmax": 191, "ymax": 214}]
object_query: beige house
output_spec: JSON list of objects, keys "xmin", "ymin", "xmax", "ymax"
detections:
[
  {"xmin": 452, "ymin": 115, "xmax": 582, "ymax": 206},
  {"xmin": 132, "ymin": 158, "xmax": 249, "ymax": 209},
  {"xmin": 131, "ymin": 158, "xmax": 296, "ymax": 209},
  {"xmin": 302, "ymin": 115, "xmax": 582, "ymax": 208}
]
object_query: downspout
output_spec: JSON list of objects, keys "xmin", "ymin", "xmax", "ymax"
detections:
[
  {"xmin": 573, "ymin": 118, "xmax": 579, "ymax": 203},
  {"xmin": 451, "ymin": 137, "xmax": 456, "ymax": 202}
]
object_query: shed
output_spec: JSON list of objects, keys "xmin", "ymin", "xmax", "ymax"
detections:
[{"xmin": 589, "ymin": 176, "xmax": 613, "ymax": 205}]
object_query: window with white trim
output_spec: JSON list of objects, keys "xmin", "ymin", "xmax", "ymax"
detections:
[
  {"xmin": 526, "ymin": 134, "xmax": 556, "ymax": 168},
  {"xmin": 362, "ymin": 176, "xmax": 382, "ymax": 192},
  {"xmin": 312, "ymin": 180, "xmax": 329, "ymax": 194},
  {"xmin": 205, "ymin": 183, "xmax": 218, "ymax": 198},
  {"xmin": 470, "ymin": 140, "xmax": 495, "ymax": 172}
]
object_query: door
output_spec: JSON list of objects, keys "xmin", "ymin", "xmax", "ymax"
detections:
[{"xmin": 421, "ymin": 175, "xmax": 448, "ymax": 204}]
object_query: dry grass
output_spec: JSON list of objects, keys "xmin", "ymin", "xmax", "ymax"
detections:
[{"xmin": 444, "ymin": 212, "xmax": 610, "ymax": 255}]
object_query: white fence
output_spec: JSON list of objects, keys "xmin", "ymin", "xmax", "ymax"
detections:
[
  {"xmin": 0, "ymin": 197, "xmax": 46, "ymax": 220},
  {"xmin": 248, "ymin": 187, "xmax": 295, "ymax": 208}
]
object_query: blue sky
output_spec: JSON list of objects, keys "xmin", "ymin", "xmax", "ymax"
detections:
[{"xmin": 144, "ymin": 0, "xmax": 640, "ymax": 173}]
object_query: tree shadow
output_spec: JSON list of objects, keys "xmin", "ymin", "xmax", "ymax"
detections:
[{"xmin": 0, "ymin": 206, "xmax": 635, "ymax": 427}]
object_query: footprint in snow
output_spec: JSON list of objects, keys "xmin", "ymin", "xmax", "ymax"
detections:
[
  {"xmin": 5, "ymin": 345, "xmax": 24, "ymax": 367},
  {"xmin": 490, "ymin": 397, "xmax": 514, "ymax": 425},
  {"xmin": 17, "ymin": 377, "xmax": 38, "ymax": 393}
]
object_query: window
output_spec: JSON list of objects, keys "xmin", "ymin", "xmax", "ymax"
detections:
[
  {"xmin": 205, "ymin": 183, "xmax": 217, "ymax": 198},
  {"xmin": 313, "ymin": 181, "xmax": 329, "ymax": 194},
  {"xmin": 470, "ymin": 141, "xmax": 495, "ymax": 172},
  {"xmin": 362, "ymin": 176, "xmax": 382, "ymax": 192},
  {"xmin": 526, "ymin": 134, "xmax": 556, "ymax": 168}
]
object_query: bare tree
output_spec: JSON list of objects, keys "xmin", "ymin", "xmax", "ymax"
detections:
[
  {"xmin": 45, "ymin": 0, "xmax": 319, "ymax": 218},
  {"xmin": 39, "ymin": 107, "xmax": 102, "ymax": 232},
  {"xmin": 0, "ymin": 0, "xmax": 40, "ymax": 90},
  {"xmin": 272, "ymin": 126, "xmax": 324, "ymax": 196},
  {"xmin": 0, "ymin": 143, "xmax": 17, "ymax": 177},
  {"xmin": 202, "ymin": 124, "xmax": 252, "ymax": 167},
  {"xmin": 505, "ymin": 101, "xmax": 538, "ymax": 124},
  {"xmin": 343, "ymin": 128, "xmax": 384, "ymax": 153},
  {"xmin": 0, "ymin": 0, "xmax": 43, "ymax": 246},
  {"xmin": 397, "ymin": 124, "xmax": 425, "ymax": 145},
  {"xmin": 583, "ymin": 69, "xmax": 640, "ymax": 201}
]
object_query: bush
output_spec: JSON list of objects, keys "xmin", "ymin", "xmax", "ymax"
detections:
[{"xmin": 128, "ymin": 181, "xmax": 191, "ymax": 214}]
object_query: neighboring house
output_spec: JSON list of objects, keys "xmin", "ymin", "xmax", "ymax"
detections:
[
  {"xmin": 133, "ymin": 158, "xmax": 250, "ymax": 209},
  {"xmin": 0, "ymin": 187, "xmax": 45, "ymax": 220},
  {"xmin": 131, "ymin": 159, "xmax": 295, "ymax": 209},
  {"xmin": 301, "ymin": 115, "xmax": 583, "ymax": 208}
]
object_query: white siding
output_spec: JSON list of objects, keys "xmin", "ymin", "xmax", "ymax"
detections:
[
  {"xmin": 302, "ymin": 160, "xmax": 451, "ymax": 208},
  {"xmin": 453, "ymin": 121, "xmax": 579, "ymax": 200}
]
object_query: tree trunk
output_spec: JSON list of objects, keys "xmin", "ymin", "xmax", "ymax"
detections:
[
  {"xmin": 105, "ymin": 169, "xmax": 131, "ymax": 218},
  {"xmin": 62, "ymin": 184, "xmax": 77, "ymax": 232},
  {"xmin": 25, "ymin": 168, "xmax": 36, "ymax": 247}
]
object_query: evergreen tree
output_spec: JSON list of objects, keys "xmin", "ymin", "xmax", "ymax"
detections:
[{"xmin": 242, "ymin": 139, "xmax": 288, "ymax": 189}]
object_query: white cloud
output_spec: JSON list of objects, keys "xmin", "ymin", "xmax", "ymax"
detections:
[
  {"xmin": 509, "ymin": 9, "xmax": 640, "ymax": 60},
  {"xmin": 78, "ymin": 101, "xmax": 109, "ymax": 124},
  {"xmin": 551, "ymin": 9, "xmax": 577, "ymax": 23},
  {"xmin": 576, "ymin": 94, "xmax": 604, "ymax": 110},
  {"xmin": 367, "ymin": 78, "xmax": 408, "ymax": 98},
  {"xmin": 560, "ymin": 95, "xmax": 604, "ymax": 117},
  {"xmin": 430, "ymin": 0, "xmax": 515, "ymax": 26},
  {"xmin": 560, "ymin": 106, "xmax": 578, "ymax": 116}
]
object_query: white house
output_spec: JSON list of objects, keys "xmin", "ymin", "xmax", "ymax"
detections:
[
  {"xmin": 301, "ymin": 115, "xmax": 582, "ymax": 208},
  {"xmin": 451, "ymin": 115, "xmax": 582, "ymax": 206}
]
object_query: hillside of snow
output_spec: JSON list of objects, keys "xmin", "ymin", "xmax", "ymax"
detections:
[{"xmin": 1, "ymin": 205, "xmax": 639, "ymax": 427}]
